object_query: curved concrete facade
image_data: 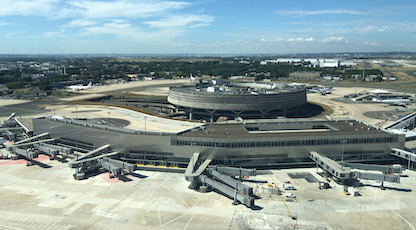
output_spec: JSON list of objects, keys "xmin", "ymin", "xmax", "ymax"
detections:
[{"xmin": 168, "ymin": 84, "xmax": 306, "ymax": 119}]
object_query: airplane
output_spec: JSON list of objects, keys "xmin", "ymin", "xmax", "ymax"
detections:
[
  {"xmin": 67, "ymin": 82, "xmax": 94, "ymax": 91},
  {"xmin": 372, "ymin": 97, "xmax": 412, "ymax": 107},
  {"xmin": 308, "ymin": 87, "xmax": 333, "ymax": 94}
]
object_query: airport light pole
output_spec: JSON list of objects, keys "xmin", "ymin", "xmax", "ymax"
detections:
[
  {"xmin": 144, "ymin": 116, "xmax": 147, "ymax": 132},
  {"xmin": 191, "ymin": 142, "xmax": 195, "ymax": 172},
  {"xmin": 341, "ymin": 139, "xmax": 348, "ymax": 169},
  {"xmin": 74, "ymin": 134, "xmax": 78, "ymax": 173}
]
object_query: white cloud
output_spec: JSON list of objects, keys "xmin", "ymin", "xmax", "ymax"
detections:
[
  {"xmin": 354, "ymin": 25, "xmax": 377, "ymax": 33},
  {"xmin": 364, "ymin": 41, "xmax": 381, "ymax": 46},
  {"xmin": 354, "ymin": 25, "xmax": 391, "ymax": 33},
  {"xmin": 42, "ymin": 29, "xmax": 66, "ymax": 38},
  {"xmin": 144, "ymin": 14, "xmax": 214, "ymax": 28},
  {"xmin": 260, "ymin": 38, "xmax": 284, "ymax": 42},
  {"xmin": 79, "ymin": 20, "xmax": 188, "ymax": 41},
  {"xmin": 287, "ymin": 37, "xmax": 314, "ymax": 42},
  {"xmin": 67, "ymin": 19, "xmax": 97, "ymax": 27},
  {"xmin": 6, "ymin": 30, "xmax": 26, "ymax": 37},
  {"xmin": 55, "ymin": 0, "xmax": 188, "ymax": 19},
  {"xmin": 194, "ymin": 40, "xmax": 253, "ymax": 47},
  {"xmin": 275, "ymin": 9, "xmax": 366, "ymax": 17},
  {"xmin": 321, "ymin": 37, "xmax": 348, "ymax": 43},
  {"xmin": 0, "ymin": 0, "xmax": 59, "ymax": 16},
  {"xmin": 173, "ymin": 42, "xmax": 195, "ymax": 47},
  {"xmin": 0, "ymin": 21, "xmax": 10, "ymax": 26},
  {"xmin": 80, "ymin": 21, "xmax": 138, "ymax": 37},
  {"xmin": 0, "ymin": 0, "xmax": 190, "ymax": 20}
]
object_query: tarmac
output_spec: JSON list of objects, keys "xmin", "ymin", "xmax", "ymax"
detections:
[
  {"xmin": 0, "ymin": 157, "xmax": 415, "ymax": 230},
  {"xmin": 306, "ymin": 86, "xmax": 416, "ymax": 126}
]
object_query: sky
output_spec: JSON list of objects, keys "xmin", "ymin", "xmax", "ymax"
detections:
[{"xmin": 0, "ymin": 0, "xmax": 415, "ymax": 54}]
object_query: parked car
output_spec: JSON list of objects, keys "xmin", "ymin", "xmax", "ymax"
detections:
[{"xmin": 286, "ymin": 193, "xmax": 296, "ymax": 198}]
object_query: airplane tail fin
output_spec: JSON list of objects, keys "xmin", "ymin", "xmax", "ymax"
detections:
[{"xmin": 87, "ymin": 82, "xmax": 93, "ymax": 87}]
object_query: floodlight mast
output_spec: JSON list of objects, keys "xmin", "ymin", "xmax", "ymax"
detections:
[{"xmin": 341, "ymin": 139, "xmax": 348, "ymax": 169}]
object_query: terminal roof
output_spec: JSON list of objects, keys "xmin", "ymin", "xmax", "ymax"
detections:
[{"xmin": 182, "ymin": 119, "xmax": 391, "ymax": 139}]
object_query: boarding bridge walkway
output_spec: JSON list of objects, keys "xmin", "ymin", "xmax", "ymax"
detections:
[
  {"xmin": 199, "ymin": 175, "xmax": 255, "ymax": 207},
  {"xmin": 208, "ymin": 166, "xmax": 257, "ymax": 178},
  {"xmin": 12, "ymin": 148, "xmax": 38, "ymax": 160},
  {"xmin": 384, "ymin": 111, "xmax": 416, "ymax": 130},
  {"xmin": 9, "ymin": 139, "xmax": 55, "ymax": 148},
  {"xmin": 68, "ymin": 144, "xmax": 138, "ymax": 180},
  {"xmin": 184, "ymin": 153, "xmax": 256, "ymax": 208},
  {"xmin": 0, "ymin": 127, "xmax": 23, "ymax": 133},
  {"xmin": 14, "ymin": 118, "xmax": 33, "ymax": 135},
  {"xmin": 97, "ymin": 157, "xmax": 137, "ymax": 177},
  {"xmin": 13, "ymin": 132, "xmax": 49, "ymax": 145},
  {"xmin": 391, "ymin": 148, "xmax": 416, "ymax": 169},
  {"xmin": 207, "ymin": 169, "xmax": 254, "ymax": 196},
  {"xmin": 35, "ymin": 142, "xmax": 73, "ymax": 155},
  {"xmin": 345, "ymin": 163, "xmax": 403, "ymax": 174},
  {"xmin": 184, "ymin": 153, "xmax": 212, "ymax": 182},
  {"xmin": 310, "ymin": 151, "xmax": 401, "ymax": 188}
]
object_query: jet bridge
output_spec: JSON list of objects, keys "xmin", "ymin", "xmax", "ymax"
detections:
[
  {"xmin": 9, "ymin": 147, "xmax": 38, "ymax": 163},
  {"xmin": 184, "ymin": 154, "xmax": 256, "ymax": 208},
  {"xmin": 345, "ymin": 163, "xmax": 403, "ymax": 174},
  {"xmin": 208, "ymin": 166, "xmax": 257, "ymax": 178},
  {"xmin": 199, "ymin": 175, "xmax": 255, "ymax": 207},
  {"xmin": 391, "ymin": 148, "xmax": 416, "ymax": 169},
  {"xmin": 184, "ymin": 153, "xmax": 212, "ymax": 182},
  {"xmin": 384, "ymin": 111, "xmax": 416, "ymax": 130},
  {"xmin": 97, "ymin": 157, "xmax": 137, "ymax": 177},
  {"xmin": 6, "ymin": 132, "xmax": 73, "ymax": 161},
  {"xmin": 68, "ymin": 145, "xmax": 137, "ymax": 180},
  {"xmin": 6, "ymin": 133, "xmax": 53, "ymax": 162},
  {"xmin": 13, "ymin": 132, "xmax": 50, "ymax": 145},
  {"xmin": 5, "ymin": 130, "xmax": 16, "ymax": 141},
  {"xmin": 310, "ymin": 151, "xmax": 401, "ymax": 189},
  {"xmin": 309, "ymin": 151, "xmax": 352, "ymax": 180},
  {"xmin": 34, "ymin": 142, "xmax": 73, "ymax": 157},
  {"xmin": 0, "ymin": 113, "xmax": 17, "ymax": 128}
]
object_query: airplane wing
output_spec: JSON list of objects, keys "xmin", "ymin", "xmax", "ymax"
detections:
[{"xmin": 393, "ymin": 102, "xmax": 407, "ymax": 107}]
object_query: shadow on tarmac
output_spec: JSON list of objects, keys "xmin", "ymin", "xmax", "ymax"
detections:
[
  {"xmin": 362, "ymin": 184, "xmax": 412, "ymax": 192},
  {"xmin": 30, "ymin": 160, "xmax": 52, "ymax": 168},
  {"xmin": 130, "ymin": 172, "xmax": 148, "ymax": 179}
]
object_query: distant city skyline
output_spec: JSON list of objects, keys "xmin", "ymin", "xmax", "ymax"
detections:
[{"xmin": 1, "ymin": 0, "xmax": 415, "ymax": 54}]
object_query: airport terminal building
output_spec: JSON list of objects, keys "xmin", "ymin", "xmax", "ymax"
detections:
[{"xmin": 33, "ymin": 116, "xmax": 405, "ymax": 168}]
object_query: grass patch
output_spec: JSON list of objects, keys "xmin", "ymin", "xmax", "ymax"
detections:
[
  {"xmin": 400, "ymin": 84, "xmax": 416, "ymax": 89},
  {"xmin": 51, "ymin": 90, "xmax": 79, "ymax": 97}
]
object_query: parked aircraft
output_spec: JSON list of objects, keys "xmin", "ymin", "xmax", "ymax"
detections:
[
  {"xmin": 308, "ymin": 87, "xmax": 333, "ymax": 94},
  {"xmin": 68, "ymin": 82, "xmax": 94, "ymax": 91},
  {"xmin": 372, "ymin": 97, "xmax": 412, "ymax": 107}
]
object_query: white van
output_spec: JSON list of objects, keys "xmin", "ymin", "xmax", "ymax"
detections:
[{"xmin": 283, "ymin": 184, "xmax": 296, "ymax": 190}]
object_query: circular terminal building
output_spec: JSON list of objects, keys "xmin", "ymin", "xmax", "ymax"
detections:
[{"xmin": 168, "ymin": 81, "xmax": 307, "ymax": 120}]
